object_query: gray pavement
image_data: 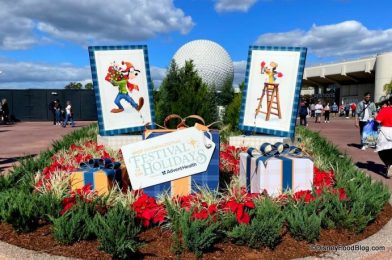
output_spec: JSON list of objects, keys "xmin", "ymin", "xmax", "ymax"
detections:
[
  {"xmin": 0, "ymin": 119, "xmax": 391, "ymax": 259},
  {"xmin": 0, "ymin": 121, "xmax": 93, "ymax": 173}
]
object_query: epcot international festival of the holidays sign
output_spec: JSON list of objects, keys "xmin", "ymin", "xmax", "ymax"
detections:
[{"xmin": 121, "ymin": 127, "xmax": 215, "ymax": 189}]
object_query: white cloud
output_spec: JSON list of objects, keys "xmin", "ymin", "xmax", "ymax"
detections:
[
  {"xmin": 233, "ymin": 60, "xmax": 247, "ymax": 86},
  {"xmin": 150, "ymin": 66, "xmax": 167, "ymax": 89},
  {"xmin": 0, "ymin": 59, "xmax": 91, "ymax": 88},
  {"xmin": 255, "ymin": 20, "xmax": 392, "ymax": 58},
  {"xmin": 0, "ymin": 59, "xmax": 167, "ymax": 89},
  {"xmin": 0, "ymin": 0, "xmax": 194, "ymax": 50},
  {"xmin": 215, "ymin": 0, "xmax": 258, "ymax": 13}
]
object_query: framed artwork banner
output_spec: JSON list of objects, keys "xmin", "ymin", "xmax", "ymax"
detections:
[
  {"xmin": 239, "ymin": 46, "xmax": 307, "ymax": 137},
  {"xmin": 88, "ymin": 45, "xmax": 155, "ymax": 136}
]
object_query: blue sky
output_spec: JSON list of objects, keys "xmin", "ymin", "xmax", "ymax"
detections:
[{"xmin": 0, "ymin": 0, "xmax": 392, "ymax": 89}]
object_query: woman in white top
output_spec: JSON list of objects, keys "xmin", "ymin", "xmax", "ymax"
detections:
[
  {"xmin": 314, "ymin": 101, "xmax": 323, "ymax": 123},
  {"xmin": 63, "ymin": 101, "xmax": 75, "ymax": 127}
]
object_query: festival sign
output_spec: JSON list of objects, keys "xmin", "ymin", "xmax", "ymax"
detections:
[
  {"xmin": 88, "ymin": 45, "xmax": 155, "ymax": 136},
  {"xmin": 239, "ymin": 46, "xmax": 307, "ymax": 137},
  {"xmin": 121, "ymin": 127, "xmax": 215, "ymax": 189}
]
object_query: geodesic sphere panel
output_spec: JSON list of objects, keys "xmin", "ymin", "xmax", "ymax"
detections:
[{"xmin": 173, "ymin": 40, "xmax": 234, "ymax": 90}]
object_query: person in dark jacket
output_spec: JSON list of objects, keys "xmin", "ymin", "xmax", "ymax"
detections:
[{"xmin": 299, "ymin": 101, "xmax": 309, "ymax": 126}]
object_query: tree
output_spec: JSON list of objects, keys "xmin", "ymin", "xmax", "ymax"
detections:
[
  {"xmin": 384, "ymin": 80, "xmax": 392, "ymax": 95},
  {"xmin": 223, "ymin": 81, "xmax": 245, "ymax": 131},
  {"xmin": 155, "ymin": 60, "xmax": 218, "ymax": 126},
  {"xmin": 217, "ymin": 78, "xmax": 234, "ymax": 106},
  {"xmin": 65, "ymin": 82, "xmax": 82, "ymax": 89},
  {"xmin": 84, "ymin": 82, "xmax": 93, "ymax": 90}
]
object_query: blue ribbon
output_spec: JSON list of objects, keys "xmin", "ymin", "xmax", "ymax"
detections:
[
  {"xmin": 246, "ymin": 154, "xmax": 251, "ymax": 191},
  {"xmin": 247, "ymin": 143, "xmax": 298, "ymax": 192},
  {"xmin": 78, "ymin": 158, "xmax": 121, "ymax": 190}
]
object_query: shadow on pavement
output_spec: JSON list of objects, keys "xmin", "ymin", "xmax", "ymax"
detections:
[
  {"xmin": 356, "ymin": 161, "xmax": 388, "ymax": 177},
  {"xmin": 347, "ymin": 143, "xmax": 362, "ymax": 149},
  {"xmin": 0, "ymin": 155, "xmax": 37, "ymax": 172}
]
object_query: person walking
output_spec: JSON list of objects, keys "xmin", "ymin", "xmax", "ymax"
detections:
[
  {"xmin": 54, "ymin": 99, "xmax": 62, "ymax": 125},
  {"xmin": 1, "ymin": 98, "xmax": 9, "ymax": 124},
  {"xmin": 331, "ymin": 102, "xmax": 339, "ymax": 117},
  {"xmin": 299, "ymin": 101, "xmax": 309, "ymax": 126},
  {"xmin": 355, "ymin": 92, "xmax": 377, "ymax": 150},
  {"xmin": 314, "ymin": 100, "xmax": 323, "ymax": 123},
  {"xmin": 48, "ymin": 99, "xmax": 56, "ymax": 125},
  {"xmin": 344, "ymin": 103, "xmax": 350, "ymax": 118},
  {"xmin": 310, "ymin": 103, "xmax": 315, "ymax": 118},
  {"xmin": 63, "ymin": 101, "xmax": 75, "ymax": 128},
  {"xmin": 324, "ymin": 102, "xmax": 330, "ymax": 123},
  {"xmin": 351, "ymin": 102, "xmax": 357, "ymax": 117},
  {"xmin": 375, "ymin": 96, "xmax": 392, "ymax": 177}
]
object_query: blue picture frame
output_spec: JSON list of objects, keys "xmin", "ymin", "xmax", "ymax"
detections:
[
  {"xmin": 239, "ymin": 46, "xmax": 307, "ymax": 138},
  {"xmin": 88, "ymin": 45, "xmax": 156, "ymax": 136}
]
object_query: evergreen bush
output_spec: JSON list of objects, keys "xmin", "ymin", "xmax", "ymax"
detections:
[
  {"xmin": 0, "ymin": 189, "xmax": 43, "ymax": 232},
  {"xmin": 286, "ymin": 201, "xmax": 322, "ymax": 243},
  {"xmin": 227, "ymin": 199, "xmax": 284, "ymax": 249},
  {"xmin": 51, "ymin": 201, "xmax": 96, "ymax": 244},
  {"xmin": 92, "ymin": 204, "xmax": 143, "ymax": 259}
]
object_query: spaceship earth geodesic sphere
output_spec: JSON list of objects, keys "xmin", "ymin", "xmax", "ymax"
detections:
[{"xmin": 172, "ymin": 40, "xmax": 234, "ymax": 90}]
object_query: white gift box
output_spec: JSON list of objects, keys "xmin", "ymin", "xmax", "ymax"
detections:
[
  {"xmin": 229, "ymin": 135, "xmax": 291, "ymax": 148},
  {"xmin": 97, "ymin": 134, "xmax": 142, "ymax": 151},
  {"xmin": 239, "ymin": 153, "xmax": 313, "ymax": 197}
]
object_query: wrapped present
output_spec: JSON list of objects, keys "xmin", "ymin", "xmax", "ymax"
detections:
[
  {"xmin": 239, "ymin": 145, "xmax": 313, "ymax": 197},
  {"xmin": 70, "ymin": 158, "xmax": 124, "ymax": 196},
  {"xmin": 139, "ymin": 114, "xmax": 220, "ymax": 198},
  {"xmin": 229, "ymin": 135, "xmax": 290, "ymax": 148},
  {"xmin": 97, "ymin": 134, "xmax": 142, "ymax": 151}
]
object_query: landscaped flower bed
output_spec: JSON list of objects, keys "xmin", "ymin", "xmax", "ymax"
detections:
[{"xmin": 0, "ymin": 123, "xmax": 391, "ymax": 259}]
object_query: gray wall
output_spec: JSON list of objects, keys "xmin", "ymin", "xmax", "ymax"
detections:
[{"xmin": 0, "ymin": 89, "xmax": 97, "ymax": 121}]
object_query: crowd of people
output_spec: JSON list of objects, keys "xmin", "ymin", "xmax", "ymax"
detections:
[
  {"xmin": 48, "ymin": 99, "xmax": 75, "ymax": 128},
  {"xmin": 298, "ymin": 100, "xmax": 340, "ymax": 125}
]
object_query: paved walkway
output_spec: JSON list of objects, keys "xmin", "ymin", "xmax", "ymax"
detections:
[
  {"xmin": 0, "ymin": 121, "xmax": 93, "ymax": 173},
  {"xmin": 306, "ymin": 116, "xmax": 392, "ymax": 190}
]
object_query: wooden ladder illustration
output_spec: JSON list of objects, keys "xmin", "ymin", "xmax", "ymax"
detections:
[{"xmin": 255, "ymin": 83, "xmax": 282, "ymax": 121}]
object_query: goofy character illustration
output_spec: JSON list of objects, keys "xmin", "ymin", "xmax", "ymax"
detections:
[
  {"xmin": 260, "ymin": 61, "xmax": 283, "ymax": 84},
  {"xmin": 105, "ymin": 61, "xmax": 144, "ymax": 113}
]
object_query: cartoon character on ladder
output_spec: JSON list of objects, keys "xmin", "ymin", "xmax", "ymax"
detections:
[
  {"xmin": 255, "ymin": 61, "xmax": 283, "ymax": 121},
  {"xmin": 105, "ymin": 61, "xmax": 144, "ymax": 113}
]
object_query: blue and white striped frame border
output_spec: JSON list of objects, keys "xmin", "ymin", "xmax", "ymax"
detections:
[
  {"xmin": 88, "ymin": 45, "xmax": 156, "ymax": 136},
  {"xmin": 238, "ymin": 46, "xmax": 307, "ymax": 138}
]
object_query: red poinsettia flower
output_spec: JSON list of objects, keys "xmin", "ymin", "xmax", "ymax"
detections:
[
  {"xmin": 192, "ymin": 207, "xmax": 209, "ymax": 220},
  {"xmin": 293, "ymin": 190, "xmax": 315, "ymax": 203}
]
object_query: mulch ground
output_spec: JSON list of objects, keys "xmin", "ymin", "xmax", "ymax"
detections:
[{"xmin": 1, "ymin": 203, "xmax": 391, "ymax": 259}]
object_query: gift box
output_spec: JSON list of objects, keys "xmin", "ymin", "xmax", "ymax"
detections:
[
  {"xmin": 141, "ymin": 128, "xmax": 220, "ymax": 198},
  {"xmin": 70, "ymin": 158, "xmax": 124, "ymax": 196},
  {"xmin": 239, "ymin": 152, "xmax": 313, "ymax": 197},
  {"xmin": 229, "ymin": 135, "xmax": 290, "ymax": 148},
  {"xmin": 97, "ymin": 134, "xmax": 143, "ymax": 151}
]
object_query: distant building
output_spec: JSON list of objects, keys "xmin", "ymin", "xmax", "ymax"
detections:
[{"xmin": 302, "ymin": 52, "xmax": 392, "ymax": 104}]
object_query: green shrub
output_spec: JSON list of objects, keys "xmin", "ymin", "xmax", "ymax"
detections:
[
  {"xmin": 316, "ymin": 191, "xmax": 372, "ymax": 233},
  {"xmin": 181, "ymin": 212, "xmax": 220, "ymax": 259},
  {"xmin": 37, "ymin": 192, "xmax": 63, "ymax": 221},
  {"xmin": 51, "ymin": 201, "xmax": 96, "ymax": 244},
  {"xmin": 92, "ymin": 204, "xmax": 143, "ymax": 259},
  {"xmin": 0, "ymin": 189, "xmax": 43, "ymax": 232},
  {"xmin": 286, "ymin": 202, "xmax": 322, "ymax": 243},
  {"xmin": 164, "ymin": 199, "xmax": 220, "ymax": 259},
  {"xmin": 227, "ymin": 199, "xmax": 284, "ymax": 249}
]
